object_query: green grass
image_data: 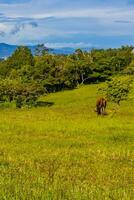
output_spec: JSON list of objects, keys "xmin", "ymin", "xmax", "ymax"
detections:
[{"xmin": 0, "ymin": 84, "xmax": 134, "ymax": 200}]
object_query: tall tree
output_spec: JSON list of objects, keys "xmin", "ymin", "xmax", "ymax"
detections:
[
  {"xmin": 35, "ymin": 44, "xmax": 50, "ymax": 56},
  {"xmin": 7, "ymin": 46, "xmax": 34, "ymax": 69}
]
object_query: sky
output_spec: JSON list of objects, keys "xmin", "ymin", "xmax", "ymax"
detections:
[{"xmin": 0, "ymin": 0, "xmax": 134, "ymax": 48}]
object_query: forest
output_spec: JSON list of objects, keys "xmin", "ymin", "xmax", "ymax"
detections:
[{"xmin": 0, "ymin": 45, "xmax": 133, "ymax": 108}]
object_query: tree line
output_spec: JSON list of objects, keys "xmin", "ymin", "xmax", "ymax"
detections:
[{"xmin": 0, "ymin": 44, "xmax": 133, "ymax": 108}]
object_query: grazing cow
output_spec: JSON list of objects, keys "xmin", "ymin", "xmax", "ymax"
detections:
[{"xmin": 96, "ymin": 97, "xmax": 107, "ymax": 115}]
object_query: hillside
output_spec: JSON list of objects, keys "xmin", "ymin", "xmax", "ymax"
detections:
[{"xmin": 0, "ymin": 84, "xmax": 133, "ymax": 199}]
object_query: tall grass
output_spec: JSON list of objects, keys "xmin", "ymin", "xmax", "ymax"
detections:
[{"xmin": 0, "ymin": 84, "xmax": 133, "ymax": 199}]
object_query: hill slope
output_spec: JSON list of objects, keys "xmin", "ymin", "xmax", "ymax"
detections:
[{"xmin": 0, "ymin": 84, "xmax": 133, "ymax": 199}]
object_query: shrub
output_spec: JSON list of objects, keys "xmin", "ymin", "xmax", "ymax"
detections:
[
  {"xmin": 0, "ymin": 79, "xmax": 45, "ymax": 108},
  {"xmin": 100, "ymin": 76, "xmax": 133, "ymax": 105}
]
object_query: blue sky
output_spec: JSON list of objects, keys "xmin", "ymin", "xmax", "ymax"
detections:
[{"xmin": 0, "ymin": 0, "xmax": 134, "ymax": 48}]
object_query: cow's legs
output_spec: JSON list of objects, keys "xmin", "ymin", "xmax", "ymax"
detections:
[{"xmin": 101, "ymin": 106, "xmax": 105, "ymax": 115}]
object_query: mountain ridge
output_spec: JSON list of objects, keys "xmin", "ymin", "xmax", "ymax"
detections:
[{"xmin": 0, "ymin": 43, "xmax": 93, "ymax": 58}]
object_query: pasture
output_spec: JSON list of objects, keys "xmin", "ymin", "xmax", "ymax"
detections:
[{"xmin": 0, "ymin": 84, "xmax": 133, "ymax": 200}]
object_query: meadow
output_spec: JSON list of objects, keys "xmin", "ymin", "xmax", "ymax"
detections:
[{"xmin": 0, "ymin": 84, "xmax": 133, "ymax": 200}]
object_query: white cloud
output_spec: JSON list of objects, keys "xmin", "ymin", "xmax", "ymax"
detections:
[{"xmin": 45, "ymin": 42, "xmax": 93, "ymax": 48}]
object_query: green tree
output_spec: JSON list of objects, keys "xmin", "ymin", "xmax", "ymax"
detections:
[
  {"xmin": 102, "ymin": 76, "xmax": 133, "ymax": 105},
  {"xmin": 7, "ymin": 46, "xmax": 34, "ymax": 69},
  {"xmin": 0, "ymin": 79, "xmax": 45, "ymax": 108},
  {"xmin": 14, "ymin": 82, "xmax": 45, "ymax": 108},
  {"xmin": 35, "ymin": 44, "xmax": 50, "ymax": 56},
  {"xmin": 123, "ymin": 60, "xmax": 134, "ymax": 75}
]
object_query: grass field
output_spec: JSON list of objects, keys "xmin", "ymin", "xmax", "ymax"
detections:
[{"xmin": 0, "ymin": 84, "xmax": 134, "ymax": 200}]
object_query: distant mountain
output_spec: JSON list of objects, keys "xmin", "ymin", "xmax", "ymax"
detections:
[
  {"xmin": 50, "ymin": 47, "xmax": 76, "ymax": 55},
  {"xmin": 0, "ymin": 43, "xmax": 17, "ymax": 58},
  {"xmin": 0, "ymin": 43, "xmax": 93, "ymax": 58},
  {"xmin": 0, "ymin": 43, "xmax": 37, "ymax": 59}
]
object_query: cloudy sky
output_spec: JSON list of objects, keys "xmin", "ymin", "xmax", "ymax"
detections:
[{"xmin": 0, "ymin": 0, "xmax": 134, "ymax": 48}]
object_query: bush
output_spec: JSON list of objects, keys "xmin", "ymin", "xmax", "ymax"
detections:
[
  {"xmin": 100, "ymin": 76, "xmax": 133, "ymax": 105},
  {"xmin": 0, "ymin": 79, "xmax": 45, "ymax": 108}
]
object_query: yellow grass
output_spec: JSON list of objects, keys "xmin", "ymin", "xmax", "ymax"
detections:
[{"xmin": 0, "ymin": 84, "xmax": 133, "ymax": 199}]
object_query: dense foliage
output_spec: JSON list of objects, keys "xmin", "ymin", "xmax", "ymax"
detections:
[
  {"xmin": 0, "ymin": 79, "xmax": 44, "ymax": 108},
  {"xmin": 0, "ymin": 45, "xmax": 134, "ymax": 107},
  {"xmin": 101, "ymin": 76, "xmax": 133, "ymax": 105}
]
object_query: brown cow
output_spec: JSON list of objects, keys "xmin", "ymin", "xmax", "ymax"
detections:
[{"xmin": 96, "ymin": 97, "xmax": 107, "ymax": 115}]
